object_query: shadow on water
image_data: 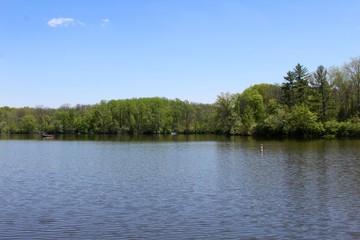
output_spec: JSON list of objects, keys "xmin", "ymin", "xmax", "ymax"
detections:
[{"xmin": 0, "ymin": 134, "xmax": 239, "ymax": 142}]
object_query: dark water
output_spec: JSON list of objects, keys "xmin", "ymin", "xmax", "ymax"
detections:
[{"xmin": 1, "ymin": 135, "xmax": 360, "ymax": 239}]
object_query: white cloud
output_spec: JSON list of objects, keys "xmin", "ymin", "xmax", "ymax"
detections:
[
  {"xmin": 101, "ymin": 18, "xmax": 110, "ymax": 26},
  {"xmin": 48, "ymin": 17, "xmax": 74, "ymax": 27},
  {"xmin": 48, "ymin": 17, "xmax": 84, "ymax": 27}
]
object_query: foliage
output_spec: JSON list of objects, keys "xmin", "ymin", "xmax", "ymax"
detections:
[
  {"xmin": 248, "ymin": 83, "xmax": 282, "ymax": 104},
  {"xmin": 235, "ymin": 88, "xmax": 265, "ymax": 135},
  {"xmin": 310, "ymin": 65, "xmax": 331, "ymax": 122},
  {"xmin": 2, "ymin": 56, "xmax": 360, "ymax": 138},
  {"xmin": 287, "ymin": 104, "xmax": 321, "ymax": 136},
  {"xmin": 214, "ymin": 92, "xmax": 239, "ymax": 134},
  {"xmin": 0, "ymin": 98, "xmax": 216, "ymax": 135},
  {"xmin": 255, "ymin": 107, "xmax": 288, "ymax": 137},
  {"xmin": 281, "ymin": 71, "xmax": 296, "ymax": 107}
]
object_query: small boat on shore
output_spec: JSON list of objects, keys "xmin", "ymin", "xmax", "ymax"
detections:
[{"xmin": 41, "ymin": 133, "xmax": 54, "ymax": 138}]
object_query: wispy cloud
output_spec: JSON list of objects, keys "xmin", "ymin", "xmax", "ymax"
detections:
[
  {"xmin": 48, "ymin": 17, "xmax": 84, "ymax": 27},
  {"xmin": 101, "ymin": 18, "xmax": 110, "ymax": 27}
]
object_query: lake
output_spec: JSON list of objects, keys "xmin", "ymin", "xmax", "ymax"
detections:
[{"xmin": 1, "ymin": 135, "xmax": 360, "ymax": 239}]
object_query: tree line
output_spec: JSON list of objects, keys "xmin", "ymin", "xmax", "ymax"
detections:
[
  {"xmin": 215, "ymin": 57, "xmax": 360, "ymax": 138},
  {"xmin": 0, "ymin": 98, "xmax": 215, "ymax": 135},
  {"xmin": 1, "ymin": 57, "xmax": 360, "ymax": 138}
]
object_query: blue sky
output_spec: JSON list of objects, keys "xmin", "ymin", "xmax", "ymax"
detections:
[{"xmin": 1, "ymin": 0, "xmax": 360, "ymax": 108}]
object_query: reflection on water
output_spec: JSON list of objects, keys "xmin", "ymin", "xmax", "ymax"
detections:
[
  {"xmin": 0, "ymin": 136, "xmax": 360, "ymax": 239},
  {"xmin": 0, "ymin": 133, "xmax": 233, "ymax": 142}
]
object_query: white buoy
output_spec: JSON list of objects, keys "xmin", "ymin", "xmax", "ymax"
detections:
[{"xmin": 260, "ymin": 144, "xmax": 264, "ymax": 154}]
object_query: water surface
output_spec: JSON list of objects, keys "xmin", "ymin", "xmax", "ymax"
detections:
[{"xmin": 1, "ymin": 135, "xmax": 360, "ymax": 239}]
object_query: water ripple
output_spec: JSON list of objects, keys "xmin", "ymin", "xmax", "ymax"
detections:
[{"xmin": 0, "ymin": 139, "xmax": 360, "ymax": 239}]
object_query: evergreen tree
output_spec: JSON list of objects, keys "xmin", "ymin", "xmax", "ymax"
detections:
[
  {"xmin": 281, "ymin": 71, "xmax": 296, "ymax": 107},
  {"xmin": 311, "ymin": 65, "xmax": 330, "ymax": 122},
  {"xmin": 293, "ymin": 63, "xmax": 310, "ymax": 105}
]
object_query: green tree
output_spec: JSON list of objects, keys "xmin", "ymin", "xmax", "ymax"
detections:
[
  {"xmin": 20, "ymin": 114, "xmax": 37, "ymax": 133},
  {"xmin": 281, "ymin": 64, "xmax": 310, "ymax": 107},
  {"xmin": 53, "ymin": 105, "xmax": 78, "ymax": 133},
  {"xmin": 259, "ymin": 106, "xmax": 288, "ymax": 136},
  {"xmin": 0, "ymin": 107, "xmax": 12, "ymax": 133},
  {"xmin": 107, "ymin": 100, "xmax": 121, "ymax": 133},
  {"xmin": 281, "ymin": 71, "xmax": 296, "ymax": 107},
  {"xmin": 91, "ymin": 101, "xmax": 113, "ymax": 133},
  {"xmin": 214, "ymin": 92, "xmax": 238, "ymax": 134},
  {"xmin": 74, "ymin": 104, "xmax": 91, "ymax": 133},
  {"xmin": 310, "ymin": 65, "xmax": 331, "ymax": 122},
  {"xmin": 182, "ymin": 101, "xmax": 195, "ymax": 133},
  {"xmin": 236, "ymin": 88, "xmax": 265, "ymax": 135},
  {"xmin": 344, "ymin": 57, "xmax": 360, "ymax": 116},
  {"xmin": 193, "ymin": 103, "xmax": 216, "ymax": 133},
  {"xmin": 288, "ymin": 104, "xmax": 322, "ymax": 136},
  {"xmin": 251, "ymin": 83, "xmax": 282, "ymax": 104},
  {"xmin": 293, "ymin": 63, "xmax": 310, "ymax": 105},
  {"xmin": 330, "ymin": 67, "xmax": 353, "ymax": 120}
]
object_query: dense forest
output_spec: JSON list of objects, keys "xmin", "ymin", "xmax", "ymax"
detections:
[{"xmin": 1, "ymin": 57, "xmax": 360, "ymax": 138}]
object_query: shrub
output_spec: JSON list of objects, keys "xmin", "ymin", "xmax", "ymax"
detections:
[
  {"xmin": 336, "ymin": 122, "xmax": 351, "ymax": 137},
  {"xmin": 348, "ymin": 122, "xmax": 360, "ymax": 137},
  {"xmin": 288, "ymin": 104, "xmax": 319, "ymax": 137}
]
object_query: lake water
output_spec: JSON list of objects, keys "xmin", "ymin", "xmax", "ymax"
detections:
[{"xmin": 1, "ymin": 135, "xmax": 360, "ymax": 239}]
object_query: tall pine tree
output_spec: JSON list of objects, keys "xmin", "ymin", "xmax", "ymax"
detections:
[
  {"xmin": 311, "ymin": 65, "xmax": 330, "ymax": 122},
  {"xmin": 293, "ymin": 63, "xmax": 310, "ymax": 105},
  {"xmin": 281, "ymin": 71, "xmax": 296, "ymax": 107}
]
